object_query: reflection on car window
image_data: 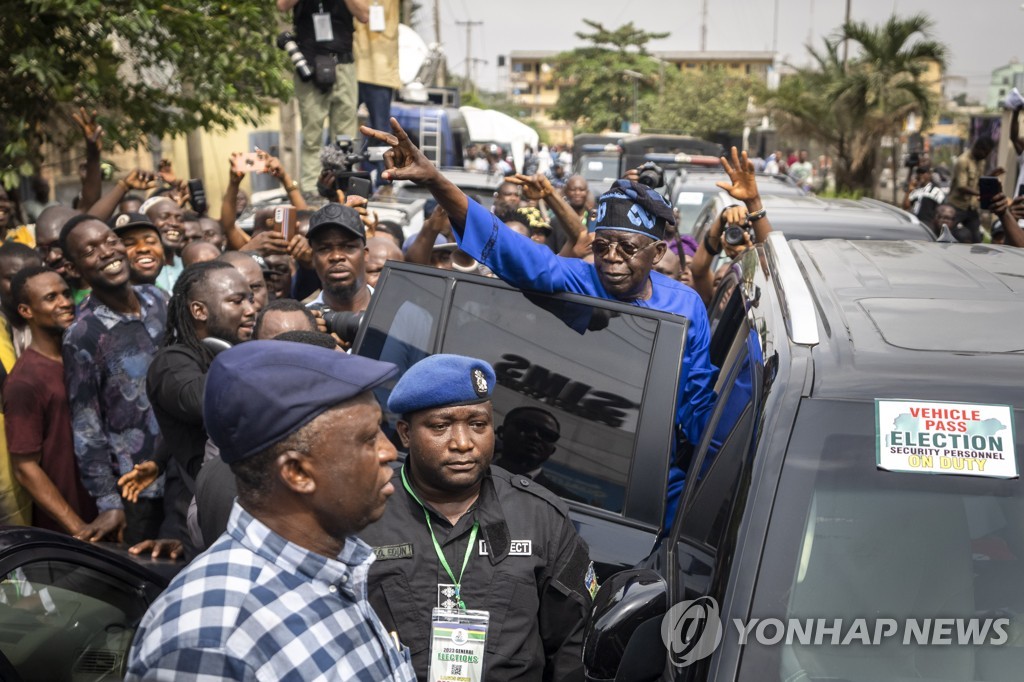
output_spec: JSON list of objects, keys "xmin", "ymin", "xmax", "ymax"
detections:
[
  {"xmin": 0, "ymin": 560, "xmax": 150, "ymax": 680},
  {"xmin": 359, "ymin": 270, "xmax": 447, "ymax": 422},
  {"xmin": 441, "ymin": 282, "xmax": 657, "ymax": 514}
]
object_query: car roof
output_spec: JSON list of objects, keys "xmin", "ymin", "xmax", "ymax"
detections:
[
  {"xmin": 675, "ymin": 171, "xmax": 803, "ymax": 195},
  {"xmin": 763, "ymin": 195, "xmax": 934, "ymax": 241},
  {"xmin": 789, "ymin": 239, "xmax": 1024, "ymax": 404}
]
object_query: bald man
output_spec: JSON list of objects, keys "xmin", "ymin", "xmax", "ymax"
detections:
[
  {"xmin": 181, "ymin": 241, "xmax": 222, "ymax": 268},
  {"xmin": 218, "ymin": 251, "xmax": 268, "ymax": 312},
  {"xmin": 365, "ymin": 236, "xmax": 404, "ymax": 289}
]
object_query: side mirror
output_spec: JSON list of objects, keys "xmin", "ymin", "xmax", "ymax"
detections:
[{"xmin": 583, "ymin": 569, "xmax": 668, "ymax": 682}]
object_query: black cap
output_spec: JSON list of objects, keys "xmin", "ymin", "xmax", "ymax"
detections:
[
  {"xmin": 109, "ymin": 212, "xmax": 159, "ymax": 237},
  {"xmin": 307, "ymin": 203, "xmax": 365, "ymax": 243}
]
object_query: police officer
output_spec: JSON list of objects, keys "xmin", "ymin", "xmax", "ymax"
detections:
[{"xmin": 360, "ymin": 354, "xmax": 595, "ymax": 681}]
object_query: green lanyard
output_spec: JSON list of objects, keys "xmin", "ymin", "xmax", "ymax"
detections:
[{"xmin": 401, "ymin": 466, "xmax": 479, "ymax": 610}]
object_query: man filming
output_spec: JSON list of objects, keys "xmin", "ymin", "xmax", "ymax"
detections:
[{"xmin": 277, "ymin": 0, "xmax": 370, "ymax": 195}]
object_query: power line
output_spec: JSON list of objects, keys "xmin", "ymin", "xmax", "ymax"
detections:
[{"xmin": 455, "ymin": 19, "xmax": 483, "ymax": 88}]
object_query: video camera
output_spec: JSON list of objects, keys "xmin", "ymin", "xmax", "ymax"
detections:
[
  {"xmin": 723, "ymin": 219, "xmax": 754, "ymax": 247},
  {"xmin": 318, "ymin": 136, "xmax": 372, "ymax": 199}
]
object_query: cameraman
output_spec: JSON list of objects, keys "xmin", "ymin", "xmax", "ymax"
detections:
[{"xmin": 277, "ymin": 0, "xmax": 370, "ymax": 195}]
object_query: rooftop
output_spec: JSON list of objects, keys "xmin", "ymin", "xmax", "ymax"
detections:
[{"xmin": 793, "ymin": 240, "xmax": 1024, "ymax": 403}]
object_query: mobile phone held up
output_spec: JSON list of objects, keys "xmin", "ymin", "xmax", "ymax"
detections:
[
  {"xmin": 347, "ymin": 176, "xmax": 372, "ymax": 200},
  {"xmin": 979, "ymin": 176, "xmax": 1002, "ymax": 210},
  {"xmin": 274, "ymin": 205, "xmax": 297, "ymax": 240},
  {"xmin": 232, "ymin": 152, "xmax": 266, "ymax": 175}
]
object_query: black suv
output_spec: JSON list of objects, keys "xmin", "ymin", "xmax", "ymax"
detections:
[{"xmin": 582, "ymin": 237, "xmax": 1024, "ymax": 681}]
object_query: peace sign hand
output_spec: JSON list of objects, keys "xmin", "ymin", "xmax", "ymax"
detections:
[{"xmin": 359, "ymin": 118, "xmax": 439, "ymax": 185}]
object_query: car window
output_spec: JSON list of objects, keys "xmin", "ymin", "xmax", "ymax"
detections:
[
  {"xmin": 439, "ymin": 282, "xmax": 658, "ymax": 515},
  {"xmin": 743, "ymin": 399, "xmax": 1024, "ymax": 681},
  {"xmin": 580, "ymin": 154, "xmax": 620, "ymax": 183},
  {"xmin": 0, "ymin": 559, "xmax": 152, "ymax": 680}
]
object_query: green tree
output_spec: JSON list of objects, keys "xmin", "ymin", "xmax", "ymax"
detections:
[
  {"xmin": 1, "ymin": 0, "xmax": 292, "ymax": 185},
  {"xmin": 550, "ymin": 20, "xmax": 668, "ymax": 133},
  {"xmin": 641, "ymin": 67, "xmax": 764, "ymax": 140},
  {"xmin": 769, "ymin": 13, "xmax": 946, "ymax": 193}
]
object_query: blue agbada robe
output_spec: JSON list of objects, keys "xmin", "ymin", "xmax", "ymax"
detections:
[{"xmin": 455, "ymin": 200, "xmax": 718, "ymax": 526}]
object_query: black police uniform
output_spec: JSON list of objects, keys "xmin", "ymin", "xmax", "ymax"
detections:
[{"xmin": 360, "ymin": 464, "xmax": 593, "ymax": 681}]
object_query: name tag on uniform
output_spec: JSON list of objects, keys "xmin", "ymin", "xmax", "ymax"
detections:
[
  {"xmin": 313, "ymin": 12, "xmax": 334, "ymax": 42},
  {"xmin": 369, "ymin": 3, "xmax": 385, "ymax": 32},
  {"xmin": 374, "ymin": 543, "xmax": 413, "ymax": 560},
  {"xmin": 478, "ymin": 540, "xmax": 531, "ymax": 556}
]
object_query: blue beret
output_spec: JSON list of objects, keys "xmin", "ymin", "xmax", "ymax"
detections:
[
  {"xmin": 387, "ymin": 354, "xmax": 495, "ymax": 416},
  {"xmin": 204, "ymin": 340, "xmax": 398, "ymax": 464}
]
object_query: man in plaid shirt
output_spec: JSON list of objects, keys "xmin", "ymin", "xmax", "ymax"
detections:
[{"xmin": 126, "ymin": 340, "xmax": 416, "ymax": 681}]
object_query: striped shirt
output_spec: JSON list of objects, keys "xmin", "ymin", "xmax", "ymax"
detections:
[{"xmin": 126, "ymin": 503, "xmax": 416, "ymax": 681}]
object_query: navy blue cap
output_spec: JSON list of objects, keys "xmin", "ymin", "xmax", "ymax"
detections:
[
  {"xmin": 204, "ymin": 340, "xmax": 398, "ymax": 464},
  {"xmin": 387, "ymin": 354, "xmax": 495, "ymax": 415}
]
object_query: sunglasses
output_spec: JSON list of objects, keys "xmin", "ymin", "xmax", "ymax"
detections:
[
  {"xmin": 508, "ymin": 419, "xmax": 560, "ymax": 443},
  {"xmin": 591, "ymin": 238, "xmax": 657, "ymax": 260}
]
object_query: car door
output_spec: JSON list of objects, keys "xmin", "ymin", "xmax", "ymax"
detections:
[
  {"xmin": 354, "ymin": 263, "xmax": 692, "ymax": 578},
  {"xmin": 0, "ymin": 529, "xmax": 167, "ymax": 681}
]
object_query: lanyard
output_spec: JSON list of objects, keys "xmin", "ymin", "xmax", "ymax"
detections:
[{"xmin": 401, "ymin": 466, "xmax": 479, "ymax": 610}]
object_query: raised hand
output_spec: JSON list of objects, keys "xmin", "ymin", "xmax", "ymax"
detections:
[
  {"xmin": 359, "ymin": 118, "xmax": 438, "ymax": 185},
  {"xmin": 72, "ymin": 107, "xmax": 103, "ymax": 148},
  {"xmin": 158, "ymin": 159, "xmax": 177, "ymax": 185},
  {"xmin": 508, "ymin": 173, "xmax": 553, "ymax": 201},
  {"xmin": 716, "ymin": 147, "xmax": 761, "ymax": 204},
  {"xmin": 121, "ymin": 169, "xmax": 158, "ymax": 192}
]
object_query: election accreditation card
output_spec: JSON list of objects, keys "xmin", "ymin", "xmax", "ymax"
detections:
[{"xmin": 429, "ymin": 608, "xmax": 489, "ymax": 682}]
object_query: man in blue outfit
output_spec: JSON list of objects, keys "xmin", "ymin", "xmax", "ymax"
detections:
[{"xmin": 361, "ymin": 118, "xmax": 734, "ymax": 523}]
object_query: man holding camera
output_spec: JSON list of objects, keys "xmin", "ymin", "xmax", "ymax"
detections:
[{"xmin": 277, "ymin": 0, "xmax": 370, "ymax": 195}]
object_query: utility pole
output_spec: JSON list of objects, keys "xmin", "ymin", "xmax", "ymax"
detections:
[
  {"xmin": 455, "ymin": 19, "xmax": 483, "ymax": 89},
  {"xmin": 433, "ymin": 0, "xmax": 441, "ymax": 45},
  {"xmin": 842, "ymin": 0, "xmax": 852, "ymax": 71},
  {"xmin": 700, "ymin": 0, "xmax": 709, "ymax": 51}
]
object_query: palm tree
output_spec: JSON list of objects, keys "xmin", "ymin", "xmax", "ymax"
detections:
[
  {"xmin": 837, "ymin": 13, "xmax": 947, "ymax": 199},
  {"xmin": 768, "ymin": 13, "xmax": 947, "ymax": 195}
]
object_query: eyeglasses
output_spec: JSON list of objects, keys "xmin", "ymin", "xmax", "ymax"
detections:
[{"xmin": 591, "ymin": 238, "xmax": 657, "ymax": 260}]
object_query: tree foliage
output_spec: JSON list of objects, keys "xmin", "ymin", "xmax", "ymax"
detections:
[
  {"xmin": 768, "ymin": 13, "xmax": 946, "ymax": 193},
  {"xmin": 641, "ymin": 68, "xmax": 764, "ymax": 140},
  {"xmin": 1, "ymin": 0, "xmax": 292, "ymax": 183},
  {"xmin": 550, "ymin": 20, "xmax": 667, "ymax": 133}
]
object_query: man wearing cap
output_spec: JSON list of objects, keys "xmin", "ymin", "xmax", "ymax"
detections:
[
  {"xmin": 110, "ymin": 212, "xmax": 166, "ymax": 287},
  {"xmin": 360, "ymin": 353, "xmax": 594, "ymax": 682},
  {"xmin": 60, "ymin": 214, "xmax": 167, "ymax": 544},
  {"xmin": 306, "ymin": 202, "xmax": 372, "ymax": 313},
  {"xmin": 126, "ymin": 341, "xmax": 416, "ymax": 681},
  {"xmin": 361, "ymin": 119, "xmax": 719, "ymax": 494}
]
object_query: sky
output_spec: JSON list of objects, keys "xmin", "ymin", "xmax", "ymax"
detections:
[{"xmin": 409, "ymin": 0, "xmax": 1020, "ymax": 102}]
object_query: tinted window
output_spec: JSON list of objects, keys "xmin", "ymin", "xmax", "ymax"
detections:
[
  {"xmin": 439, "ymin": 282, "xmax": 657, "ymax": 514},
  {"xmin": 0, "ymin": 559, "xmax": 151, "ymax": 680},
  {"xmin": 359, "ymin": 270, "xmax": 447, "ymax": 417}
]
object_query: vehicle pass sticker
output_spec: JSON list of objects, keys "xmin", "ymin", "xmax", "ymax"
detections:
[{"xmin": 876, "ymin": 399, "xmax": 1017, "ymax": 479}]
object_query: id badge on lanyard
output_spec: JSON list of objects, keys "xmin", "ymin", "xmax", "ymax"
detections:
[
  {"xmin": 313, "ymin": 3, "xmax": 334, "ymax": 42},
  {"xmin": 429, "ymin": 608, "xmax": 489, "ymax": 682}
]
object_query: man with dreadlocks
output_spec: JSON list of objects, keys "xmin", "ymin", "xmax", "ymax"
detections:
[
  {"xmin": 363, "ymin": 118, "xmax": 719, "ymax": 525},
  {"xmin": 130, "ymin": 262, "xmax": 256, "ymax": 555}
]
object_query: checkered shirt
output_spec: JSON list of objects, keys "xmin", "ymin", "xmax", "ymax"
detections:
[{"xmin": 126, "ymin": 503, "xmax": 416, "ymax": 681}]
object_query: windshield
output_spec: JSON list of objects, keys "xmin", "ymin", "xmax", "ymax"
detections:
[
  {"xmin": 579, "ymin": 154, "xmax": 620, "ymax": 183},
  {"xmin": 674, "ymin": 191, "xmax": 709, "ymax": 235},
  {"xmin": 742, "ymin": 398, "xmax": 1024, "ymax": 681}
]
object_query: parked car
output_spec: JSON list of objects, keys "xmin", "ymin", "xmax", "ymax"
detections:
[
  {"xmin": 582, "ymin": 236, "xmax": 1024, "ymax": 681},
  {"xmin": 392, "ymin": 167, "xmax": 505, "ymax": 212},
  {"xmin": 666, "ymin": 171, "xmax": 804, "ymax": 237},
  {"xmin": 0, "ymin": 526, "xmax": 176, "ymax": 680},
  {"xmin": 690, "ymin": 194, "xmax": 936, "ymax": 245}
]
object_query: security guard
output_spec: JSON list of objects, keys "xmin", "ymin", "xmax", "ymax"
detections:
[{"xmin": 360, "ymin": 354, "xmax": 595, "ymax": 681}]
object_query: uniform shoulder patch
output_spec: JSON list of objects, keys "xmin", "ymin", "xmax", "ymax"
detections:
[
  {"xmin": 492, "ymin": 467, "xmax": 572, "ymax": 517},
  {"xmin": 585, "ymin": 562, "xmax": 599, "ymax": 600}
]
